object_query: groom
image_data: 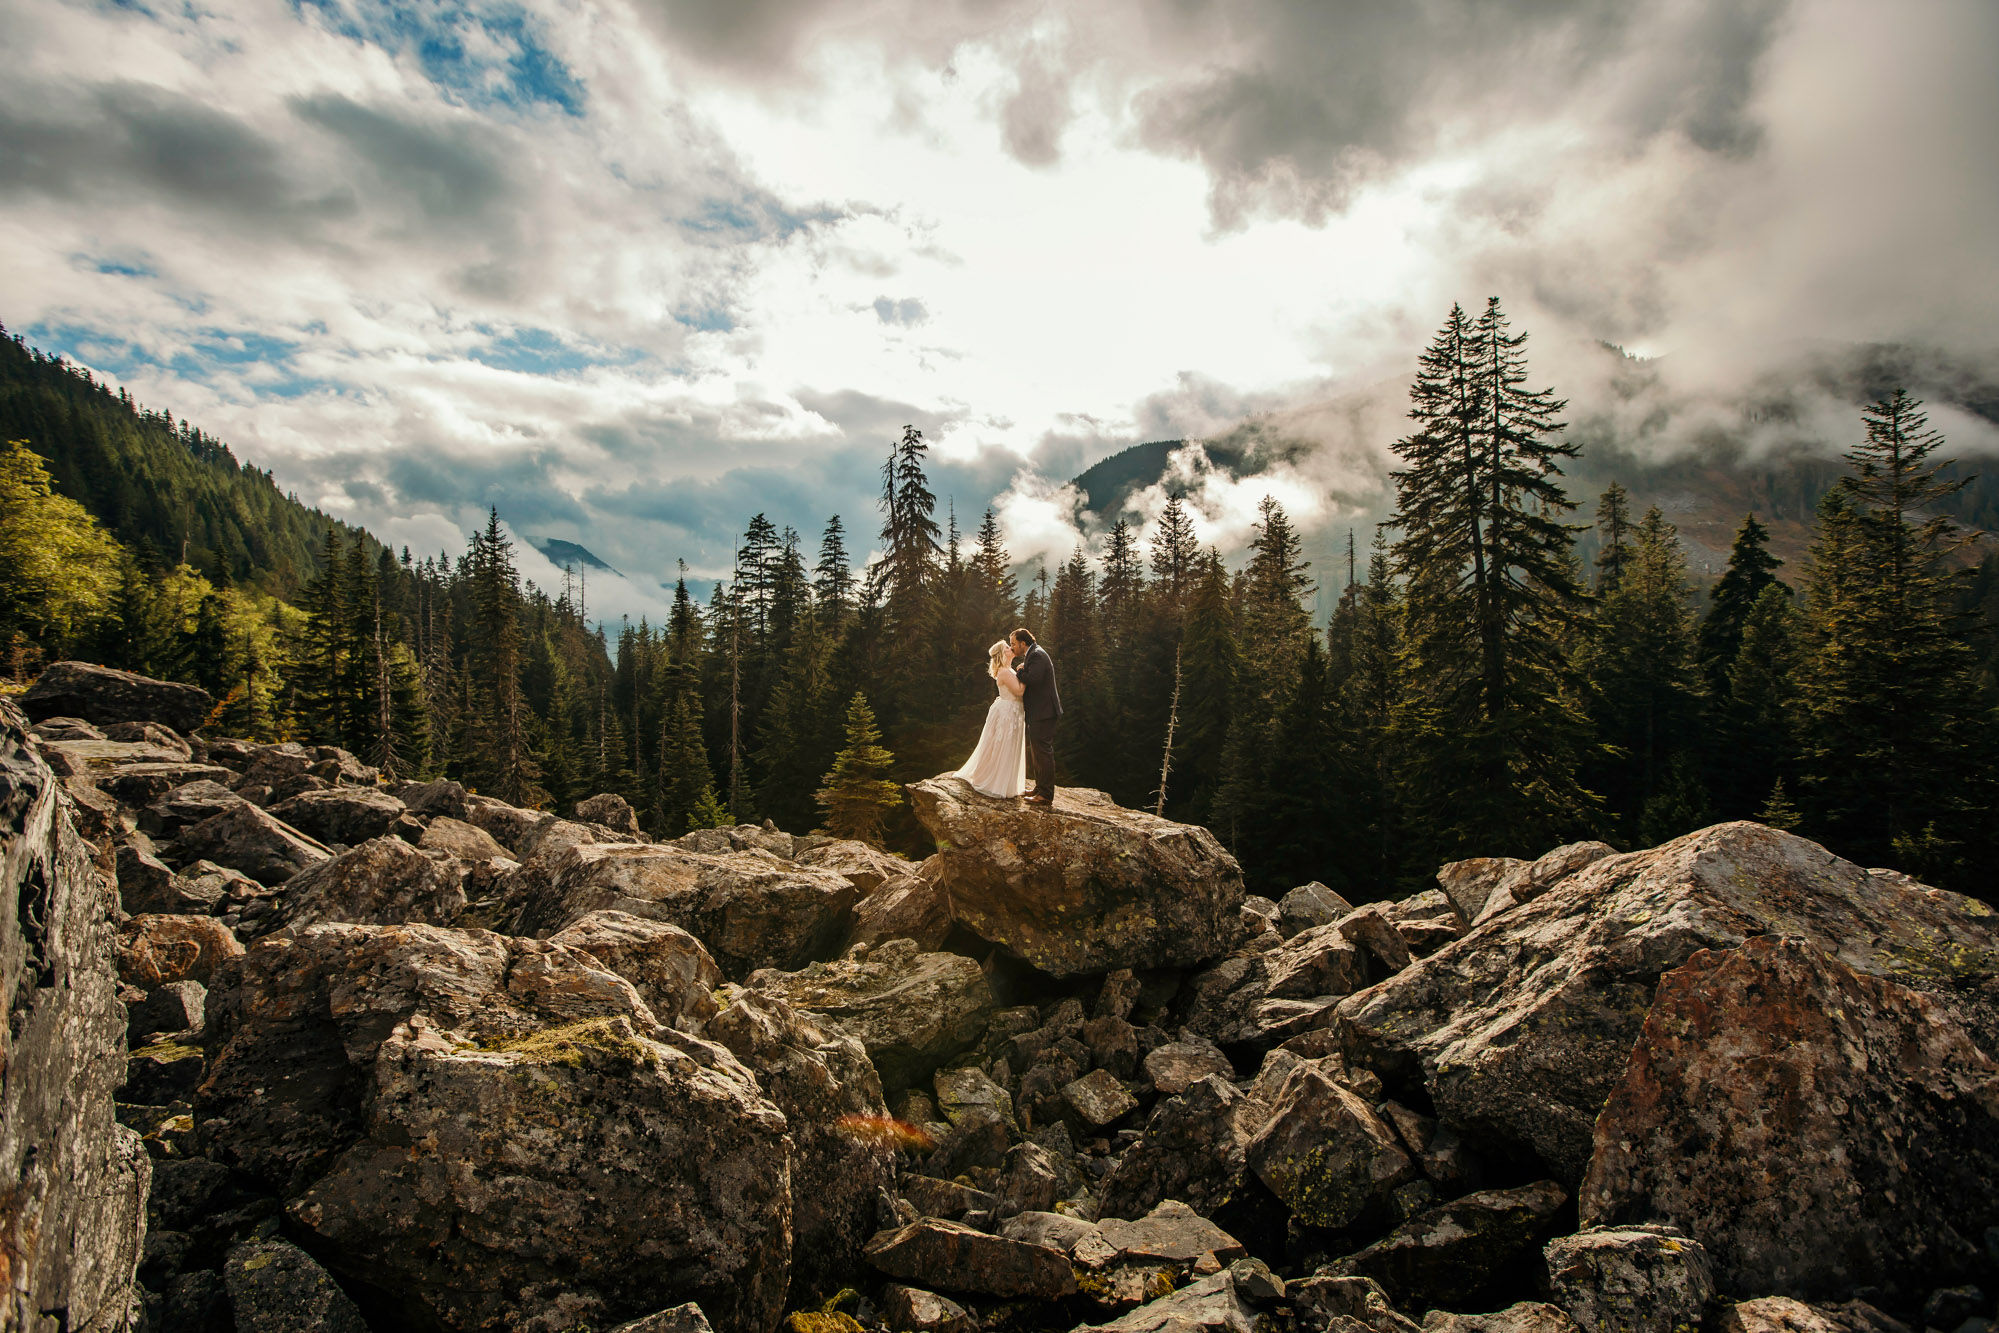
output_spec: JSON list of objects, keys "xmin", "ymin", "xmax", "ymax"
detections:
[{"xmin": 1009, "ymin": 627, "xmax": 1061, "ymax": 806}]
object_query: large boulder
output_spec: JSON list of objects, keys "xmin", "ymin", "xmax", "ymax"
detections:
[
  {"xmin": 704, "ymin": 990, "xmax": 895, "ymax": 1295},
  {"xmin": 139, "ymin": 778, "xmax": 247, "ymax": 839},
  {"xmin": 906, "ymin": 777, "xmax": 1244, "ymax": 977},
  {"xmin": 267, "ymin": 786, "xmax": 410, "ymax": 846},
  {"xmin": 418, "ymin": 815, "xmax": 512, "ymax": 862},
  {"xmin": 548, "ymin": 910, "xmax": 725, "ymax": 1030},
  {"xmin": 793, "ymin": 839, "xmax": 909, "ymax": 894},
  {"xmin": 514, "ymin": 842, "xmax": 859, "ymax": 978},
  {"xmin": 576, "ymin": 792, "xmax": 644, "ymax": 836},
  {"xmin": 745, "ymin": 938, "xmax": 996, "ymax": 1091},
  {"xmin": 198, "ymin": 922, "xmax": 794, "ymax": 1333},
  {"xmin": 1337, "ymin": 823, "xmax": 1999, "ymax": 1186},
  {"xmin": 0, "ymin": 700, "xmax": 150, "ymax": 1330},
  {"xmin": 21, "ymin": 660, "xmax": 213, "ymax": 732},
  {"xmin": 171, "ymin": 802, "xmax": 331, "ymax": 887},
  {"xmin": 277, "ymin": 836, "xmax": 467, "ymax": 928},
  {"xmin": 1579, "ymin": 934, "xmax": 1999, "ymax": 1306}
]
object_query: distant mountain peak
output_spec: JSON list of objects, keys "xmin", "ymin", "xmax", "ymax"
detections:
[{"xmin": 531, "ymin": 537, "xmax": 622, "ymax": 579}]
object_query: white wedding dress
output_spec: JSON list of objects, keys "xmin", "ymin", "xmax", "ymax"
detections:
[{"xmin": 955, "ymin": 673, "xmax": 1028, "ymax": 797}]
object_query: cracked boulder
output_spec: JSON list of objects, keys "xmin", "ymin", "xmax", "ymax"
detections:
[
  {"xmin": 907, "ymin": 777, "xmax": 1244, "ymax": 977},
  {"xmin": 514, "ymin": 841, "xmax": 858, "ymax": 978},
  {"xmin": 198, "ymin": 921, "xmax": 793, "ymax": 1333},
  {"xmin": 1580, "ymin": 934, "xmax": 1999, "ymax": 1306},
  {"xmin": 746, "ymin": 938, "xmax": 996, "ymax": 1091},
  {"xmin": 1337, "ymin": 823, "xmax": 1999, "ymax": 1186},
  {"xmin": 277, "ymin": 835, "xmax": 467, "ymax": 928}
]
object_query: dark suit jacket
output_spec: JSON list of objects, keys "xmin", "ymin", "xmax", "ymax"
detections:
[{"xmin": 1015, "ymin": 644, "xmax": 1062, "ymax": 724}]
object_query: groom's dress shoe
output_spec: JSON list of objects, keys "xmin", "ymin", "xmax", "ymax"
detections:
[{"xmin": 1025, "ymin": 794, "xmax": 1053, "ymax": 806}]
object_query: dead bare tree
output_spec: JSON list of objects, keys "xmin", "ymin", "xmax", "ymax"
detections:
[{"xmin": 1154, "ymin": 642, "xmax": 1182, "ymax": 817}]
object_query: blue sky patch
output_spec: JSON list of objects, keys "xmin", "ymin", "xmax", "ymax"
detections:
[
  {"xmin": 295, "ymin": 0, "xmax": 584, "ymax": 117},
  {"xmin": 25, "ymin": 321, "xmax": 337, "ymax": 400},
  {"xmin": 470, "ymin": 326, "xmax": 643, "ymax": 375}
]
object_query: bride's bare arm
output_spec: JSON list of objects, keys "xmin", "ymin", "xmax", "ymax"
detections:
[{"xmin": 998, "ymin": 667, "xmax": 1025, "ymax": 700}]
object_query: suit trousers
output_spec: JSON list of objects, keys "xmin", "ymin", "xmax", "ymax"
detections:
[{"xmin": 1026, "ymin": 718, "xmax": 1057, "ymax": 797}]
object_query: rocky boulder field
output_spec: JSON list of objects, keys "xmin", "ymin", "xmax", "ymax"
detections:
[{"xmin": 4, "ymin": 661, "xmax": 1997, "ymax": 1333}]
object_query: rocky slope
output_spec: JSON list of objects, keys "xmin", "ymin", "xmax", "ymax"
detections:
[{"xmin": 4, "ymin": 660, "xmax": 1997, "ymax": 1333}]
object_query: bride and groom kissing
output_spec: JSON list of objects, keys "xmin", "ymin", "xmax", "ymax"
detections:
[{"xmin": 954, "ymin": 627, "xmax": 1062, "ymax": 805}]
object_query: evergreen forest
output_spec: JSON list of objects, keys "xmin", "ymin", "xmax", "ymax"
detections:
[{"xmin": 3, "ymin": 310, "xmax": 1996, "ymax": 903}]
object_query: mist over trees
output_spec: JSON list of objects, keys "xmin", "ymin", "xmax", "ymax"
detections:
[{"xmin": 2, "ymin": 316, "xmax": 1995, "ymax": 900}]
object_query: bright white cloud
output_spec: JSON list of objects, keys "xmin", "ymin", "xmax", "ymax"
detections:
[{"xmin": 1, "ymin": 0, "xmax": 1992, "ymax": 623}]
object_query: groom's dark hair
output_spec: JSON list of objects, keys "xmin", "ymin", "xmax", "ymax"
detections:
[{"xmin": 1010, "ymin": 627, "xmax": 1036, "ymax": 647}]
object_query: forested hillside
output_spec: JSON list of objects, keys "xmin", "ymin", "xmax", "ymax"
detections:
[{"xmin": 2, "ymin": 314, "xmax": 1995, "ymax": 902}]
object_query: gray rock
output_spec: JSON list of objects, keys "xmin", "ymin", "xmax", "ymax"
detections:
[
  {"xmin": 1433, "ymin": 856, "xmax": 1528, "ymax": 924},
  {"xmin": 198, "ymin": 921, "xmax": 794, "ymax": 1333},
  {"xmin": 921, "ymin": 1105, "xmax": 1012, "ymax": 1179},
  {"xmin": 576, "ymin": 791, "xmax": 644, "ymax": 836},
  {"xmin": 172, "ymin": 801, "xmax": 330, "ymax": 886},
  {"xmin": 843, "ymin": 872, "xmax": 953, "ymax": 952},
  {"xmin": 267, "ymin": 786, "xmax": 409, "ymax": 845},
  {"xmin": 901, "ymin": 1174, "xmax": 997, "ymax": 1221},
  {"xmin": 417, "ymin": 814, "xmax": 511, "ymax": 861},
  {"xmin": 223, "ymin": 1238, "xmax": 368, "ymax": 1332},
  {"xmin": 1000, "ymin": 1209, "xmax": 1103, "ymax": 1253},
  {"xmin": 704, "ymin": 989, "xmax": 894, "ymax": 1295},
  {"xmin": 1422, "ymin": 1304, "xmax": 1582, "ymax": 1333},
  {"xmin": 1544, "ymin": 1225, "xmax": 1717, "ymax": 1333},
  {"xmin": 1715, "ymin": 1298, "xmax": 1917, "ymax": 1333},
  {"xmin": 907, "ymin": 777, "xmax": 1245, "ymax": 977},
  {"xmin": 607, "ymin": 1304, "xmax": 715, "ymax": 1333},
  {"xmin": 1245, "ymin": 1057, "xmax": 1416, "ymax": 1229},
  {"xmin": 116, "ymin": 913, "xmax": 244, "ymax": 988},
  {"xmin": 1064, "ymin": 1069, "xmax": 1139, "ymax": 1127},
  {"xmin": 277, "ymin": 835, "xmax": 467, "ymax": 928},
  {"xmin": 30, "ymin": 715, "xmax": 105, "ymax": 742},
  {"xmin": 100, "ymin": 761, "xmax": 234, "ymax": 806},
  {"xmin": 793, "ymin": 838, "xmax": 909, "ymax": 894},
  {"xmin": 879, "ymin": 1285, "xmax": 977, "ymax": 1333},
  {"xmin": 1079, "ymin": 1269, "xmax": 1259, "ymax": 1333},
  {"xmin": 461, "ymin": 793, "xmax": 557, "ymax": 856},
  {"xmin": 1335, "ymin": 903, "xmax": 1415, "ymax": 972},
  {"xmin": 1472, "ymin": 841, "xmax": 1618, "ymax": 926},
  {"xmin": 1278, "ymin": 882, "xmax": 1355, "ymax": 938},
  {"xmin": 129, "ymin": 979, "xmax": 206, "ymax": 1043},
  {"xmin": 1580, "ymin": 935, "xmax": 1999, "ymax": 1305},
  {"xmin": 864, "ymin": 1218, "xmax": 1077, "ymax": 1299},
  {"xmin": 139, "ymin": 778, "xmax": 246, "ymax": 839},
  {"xmin": 747, "ymin": 938, "xmax": 995, "ymax": 1091},
  {"xmin": 1338, "ymin": 823, "xmax": 1999, "ymax": 1187},
  {"xmin": 1143, "ymin": 1037, "xmax": 1235, "ymax": 1095},
  {"xmin": 1264, "ymin": 921, "xmax": 1371, "ymax": 999},
  {"xmin": 548, "ymin": 910, "xmax": 724, "ymax": 1030},
  {"xmin": 1329, "ymin": 1180, "xmax": 1569, "ymax": 1308},
  {"xmin": 21, "ymin": 660, "xmax": 213, "ymax": 732},
  {"xmin": 0, "ymin": 701, "xmax": 150, "ymax": 1331},
  {"xmin": 982, "ymin": 1140, "xmax": 1052, "ymax": 1217},
  {"xmin": 1098, "ymin": 1200, "xmax": 1246, "ymax": 1264},
  {"xmin": 515, "ymin": 841, "xmax": 857, "ymax": 978},
  {"xmin": 1100, "ymin": 1075, "xmax": 1257, "ymax": 1222},
  {"xmin": 400, "ymin": 778, "xmax": 471, "ymax": 822}
]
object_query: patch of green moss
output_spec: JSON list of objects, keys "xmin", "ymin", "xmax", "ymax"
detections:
[
  {"xmin": 784, "ymin": 1312, "xmax": 864, "ymax": 1333},
  {"xmin": 478, "ymin": 1017, "xmax": 649, "ymax": 1069}
]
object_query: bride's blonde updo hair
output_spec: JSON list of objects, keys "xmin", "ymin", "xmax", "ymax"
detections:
[{"xmin": 986, "ymin": 640, "xmax": 1011, "ymax": 679}]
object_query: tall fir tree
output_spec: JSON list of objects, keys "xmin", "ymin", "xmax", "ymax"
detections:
[
  {"xmin": 1697, "ymin": 512, "xmax": 1786, "ymax": 694},
  {"xmin": 1388, "ymin": 298, "xmax": 1599, "ymax": 858},
  {"xmin": 1593, "ymin": 482, "xmax": 1633, "ymax": 593},
  {"xmin": 1799, "ymin": 393, "xmax": 1988, "ymax": 881}
]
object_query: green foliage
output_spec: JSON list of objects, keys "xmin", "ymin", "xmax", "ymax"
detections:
[
  {"xmin": 0, "ymin": 438, "xmax": 120, "ymax": 652},
  {"xmin": 817, "ymin": 693, "xmax": 901, "ymax": 846}
]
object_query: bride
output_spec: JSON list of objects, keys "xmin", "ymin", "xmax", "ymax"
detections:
[{"xmin": 954, "ymin": 640, "xmax": 1028, "ymax": 798}]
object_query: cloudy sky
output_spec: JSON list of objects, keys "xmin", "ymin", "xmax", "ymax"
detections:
[{"xmin": 4, "ymin": 0, "xmax": 1995, "ymax": 623}]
